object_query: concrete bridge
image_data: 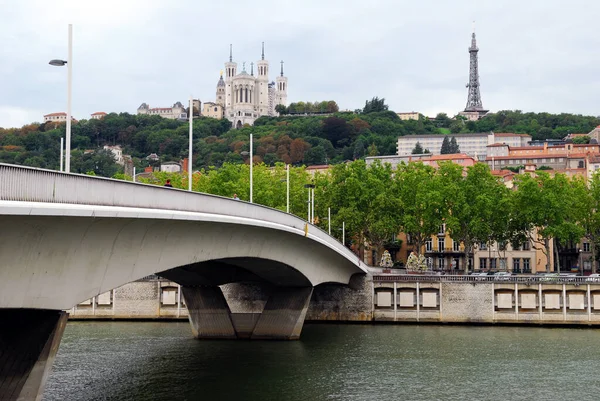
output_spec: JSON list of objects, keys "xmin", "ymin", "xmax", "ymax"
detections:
[{"xmin": 0, "ymin": 163, "xmax": 367, "ymax": 401}]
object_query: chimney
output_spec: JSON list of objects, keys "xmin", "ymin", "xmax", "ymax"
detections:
[
  {"xmin": 182, "ymin": 158, "xmax": 189, "ymax": 173},
  {"xmin": 144, "ymin": 166, "xmax": 153, "ymax": 173}
]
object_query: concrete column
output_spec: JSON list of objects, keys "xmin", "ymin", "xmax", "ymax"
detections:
[
  {"xmin": 0, "ymin": 309, "xmax": 68, "ymax": 401},
  {"xmin": 252, "ymin": 287, "xmax": 314, "ymax": 340},
  {"xmin": 181, "ymin": 286, "xmax": 237, "ymax": 339}
]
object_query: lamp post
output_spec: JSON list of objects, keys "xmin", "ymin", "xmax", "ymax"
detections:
[
  {"xmin": 188, "ymin": 96, "xmax": 193, "ymax": 191},
  {"xmin": 59, "ymin": 137, "xmax": 64, "ymax": 172},
  {"xmin": 250, "ymin": 133, "xmax": 253, "ymax": 203},
  {"xmin": 49, "ymin": 24, "xmax": 72, "ymax": 173},
  {"xmin": 328, "ymin": 207, "xmax": 331, "ymax": 235},
  {"xmin": 286, "ymin": 164, "xmax": 290, "ymax": 213},
  {"xmin": 304, "ymin": 183, "xmax": 315, "ymax": 223},
  {"xmin": 579, "ymin": 248, "xmax": 583, "ymax": 276}
]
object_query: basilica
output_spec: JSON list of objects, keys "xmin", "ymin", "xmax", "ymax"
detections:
[{"xmin": 215, "ymin": 43, "xmax": 288, "ymax": 128}]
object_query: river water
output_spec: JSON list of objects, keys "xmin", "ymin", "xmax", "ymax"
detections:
[{"xmin": 43, "ymin": 322, "xmax": 600, "ymax": 401}]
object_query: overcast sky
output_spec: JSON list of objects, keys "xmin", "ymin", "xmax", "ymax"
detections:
[{"xmin": 1, "ymin": 0, "xmax": 599, "ymax": 128}]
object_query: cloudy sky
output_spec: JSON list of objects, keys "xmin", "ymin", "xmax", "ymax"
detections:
[{"xmin": 1, "ymin": 0, "xmax": 599, "ymax": 128}]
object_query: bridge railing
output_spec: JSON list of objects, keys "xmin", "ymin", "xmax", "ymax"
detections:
[
  {"xmin": 373, "ymin": 274, "xmax": 596, "ymax": 284},
  {"xmin": 0, "ymin": 163, "xmax": 364, "ymax": 269}
]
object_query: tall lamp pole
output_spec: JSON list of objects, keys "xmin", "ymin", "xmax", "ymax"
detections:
[
  {"xmin": 49, "ymin": 23, "xmax": 73, "ymax": 173},
  {"xmin": 188, "ymin": 96, "xmax": 193, "ymax": 191},
  {"xmin": 250, "ymin": 133, "xmax": 253, "ymax": 203},
  {"xmin": 59, "ymin": 137, "xmax": 64, "ymax": 172},
  {"xmin": 286, "ymin": 164, "xmax": 290, "ymax": 213}
]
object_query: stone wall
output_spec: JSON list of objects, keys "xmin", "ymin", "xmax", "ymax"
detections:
[{"xmin": 305, "ymin": 274, "xmax": 373, "ymax": 321}]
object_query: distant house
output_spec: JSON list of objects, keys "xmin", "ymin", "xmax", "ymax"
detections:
[
  {"xmin": 137, "ymin": 102, "xmax": 187, "ymax": 120},
  {"xmin": 91, "ymin": 112, "xmax": 107, "ymax": 120},
  {"xmin": 396, "ymin": 112, "xmax": 419, "ymax": 121},
  {"xmin": 103, "ymin": 145, "xmax": 124, "ymax": 166},
  {"xmin": 146, "ymin": 153, "xmax": 160, "ymax": 162},
  {"xmin": 160, "ymin": 161, "xmax": 182, "ymax": 173},
  {"xmin": 43, "ymin": 112, "xmax": 77, "ymax": 123},
  {"xmin": 202, "ymin": 102, "xmax": 223, "ymax": 120}
]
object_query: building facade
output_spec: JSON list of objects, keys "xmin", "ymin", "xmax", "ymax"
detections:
[
  {"xmin": 396, "ymin": 112, "xmax": 420, "ymax": 121},
  {"xmin": 396, "ymin": 132, "xmax": 531, "ymax": 158},
  {"xmin": 137, "ymin": 102, "xmax": 187, "ymax": 120},
  {"xmin": 90, "ymin": 112, "xmax": 107, "ymax": 120},
  {"xmin": 222, "ymin": 44, "xmax": 288, "ymax": 128},
  {"xmin": 202, "ymin": 102, "xmax": 224, "ymax": 119}
]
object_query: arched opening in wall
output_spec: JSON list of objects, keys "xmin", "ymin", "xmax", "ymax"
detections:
[{"xmin": 236, "ymin": 120, "xmax": 242, "ymax": 129}]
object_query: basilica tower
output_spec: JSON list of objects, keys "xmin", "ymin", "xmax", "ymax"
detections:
[
  {"xmin": 256, "ymin": 42, "xmax": 270, "ymax": 116},
  {"xmin": 224, "ymin": 44, "xmax": 237, "ymax": 110},
  {"xmin": 216, "ymin": 71, "xmax": 225, "ymax": 107},
  {"xmin": 275, "ymin": 60, "xmax": 288, "ymax": 108}
]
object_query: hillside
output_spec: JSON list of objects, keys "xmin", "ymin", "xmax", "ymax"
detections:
[{"xmin": 0, "ymin": 109, "xmax": 598, "ymax": 177}]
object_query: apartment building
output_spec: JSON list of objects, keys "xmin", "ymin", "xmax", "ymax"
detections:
[{"xmin": 396, "ymin": 132, "xmax": 531, "ymax": 158}]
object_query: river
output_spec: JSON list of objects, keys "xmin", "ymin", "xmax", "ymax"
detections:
[{"xmin": 43, "ymin": 322, "xmax": 600, "ymax": 400}]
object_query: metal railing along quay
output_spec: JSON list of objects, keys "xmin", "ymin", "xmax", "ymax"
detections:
[{"xmin": 373, "ymin": 274, "xmax": 599, "ymax": 285}]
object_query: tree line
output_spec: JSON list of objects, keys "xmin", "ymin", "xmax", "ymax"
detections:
[
  {"xmin": 139, "ymin": 160, "xmax": 600, "ymax": 272},
  {"xmin": 1, "ymin": 103, "xmax": 599, "ymax": 177}
]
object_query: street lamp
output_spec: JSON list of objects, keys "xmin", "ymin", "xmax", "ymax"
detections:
[
  {"xmin": 188, "ymin": 95, "xmax": 193, "ymax": 191},
  {"xmin": 279, "ymin": 164, "xmax": 290, "ymax": 213},
  {"xmin": 49, "ymin": 24, "xmax": 73, "ymax": 173},
  {"xmin": 304, "ymin": 183, "xmax": 315, "ymax": 223}
]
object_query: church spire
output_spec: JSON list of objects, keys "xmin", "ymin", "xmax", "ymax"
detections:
[
  {"xmin": 261, "ymin": 42, "xmax": 265, "ymax": 60},
  {"xmin": 229, "ymin": 44, "xmax": 233, "ymax": 62},
  {"xmin": 251, "ymin": 62, "xmax": 254, "ymax": 76},
  {"xmin": 280, "ymin": 60, "xmax": 284, "ymax": 77}
]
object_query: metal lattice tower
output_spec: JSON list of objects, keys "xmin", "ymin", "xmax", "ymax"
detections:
[{"xmin": 464, "ymin": 26, "xmax": 487, "ymax": 113}]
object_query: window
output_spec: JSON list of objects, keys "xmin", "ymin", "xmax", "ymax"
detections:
[
  {"xmin": 480, "ymin": 258, "xmax": 487, "ymax": 270},
  {"xmin": 513, "ymin": 258, "xmax": 521, "ymax": 273},
  {"xmin": 523, "ymin": 258, "xmax": 531, "ymax": 272},
  {"xmin": 438, "ymin": 224, "xmax": 445, "ymax": 235},
  {"xmin": 425, "ymin": 239, "xmax": 432, "ymax": 252},
  {"xmin": 499, "ymin": 258, "xmax": 507, "ymax": 270},
  {"xmin": 490, "ymin": 258, "xmax": 497, "ymax": 269},
  {"xmin": 498, "ymin": 241, "xmax": 506, "ymax": 251},
  {"xmin": 480, "ymin": 242, "xmax": 487, "ymax": 250},
  {"xmin": 583, "ymin": 242, "xmax": 591, "ymax": 252},
  {"xmin": 438, "ymin": 238, "xmax": 445, "ymax": 252},
  {"xmin": 438, "ymin": 256, "xmax": 445, "ymax": 270},
  {"xmin": 522, "ymin": 241, "xmax": 530, "ymax": 251},
  {"xmin": 453, "ymin": 240, "xmax": 461, "ymax": 252}
]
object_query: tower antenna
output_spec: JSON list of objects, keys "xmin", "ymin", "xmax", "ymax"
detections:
[
  {"xmin": 463, "ymin": 24, "xmax": 487, "ymax": 118},
  {"xmin": 262, "ymin": 42, "xmax": 265, "ymax": 60},
  {"xmin": 280, "ymin": 60, "xmax": 284, "ymax": 77},
  {"xmin": 229, "ymin": 44, "xmax": 232, "ymax": 62}
]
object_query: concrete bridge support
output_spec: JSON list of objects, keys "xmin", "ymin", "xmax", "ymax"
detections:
[
  {"xmin": 182, "ymin": 285, "xmax": 313, "ymax": 340},
  {"xmin": 0, "ymin": 309, "xmax": 67, "ymax": 401}
]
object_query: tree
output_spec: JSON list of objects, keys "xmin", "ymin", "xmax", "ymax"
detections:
[
  {"xmin": 323, "ymin": 160, "xmax": 400, "ymax": 261},
  {"xmin": 439, "ymin": 162, "xmax": 510, "ymax": 272},
  {"xmin": 391, "ymin": 162, "xmax": 443, "ymax": 257},
  {"xmin": 363, "ymin": 97, "xmax": 389, "ymax": 114},
  {"xmin": 411, "ymin": 142, "xmax": 424, "ymax": 155},
  {"xmin": 572, "ymin": 136, "xmax": 591, "ymax": 144},
  {"xmin": 510, "ymin": 172, "xmax": 585, "ymax": 272},
  {"xmin": 440, "ymin": 136, "xmax": 451, "ymax": 154},
  {"xmin": 434, "ymin": 113, "xmax": 452, "ymax": 128},
  {"xmin": 449, "ymin": 136, "xmax": 460, "ymax": 154},
  {"xmin": 275, "ymin": 104, "xmax": 288, "ymax": 115}
]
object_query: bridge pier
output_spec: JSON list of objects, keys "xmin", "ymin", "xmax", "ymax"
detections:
[
  {"xmin": 182, "ymin": 285, "xmax": 313, "ymax": 340},
  {"xmin": 0, "ymin": 309, "xmax": 68, "ymax": 401}
]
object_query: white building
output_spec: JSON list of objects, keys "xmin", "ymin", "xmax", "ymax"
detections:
[
  {"xmin": 396, "ymin": 112, "xmax": 420, "ymax": 121},
  {"xmin": 396, "ymin": 132, "xmax": 531, "ymax": 159},
  {"xmin": 222, "ymin": 43, "xmax": 288, "ymax": 128},
  {"xmin": 160, "ymin": 161, "xmax": 181, "ymax": 173},
  {"xmin": 43, "ymin": 112, "xmax": 78, "ymax": 123},
  {"xmin": 91, "ymin": 112, "xmax": 107, "ymax": 120},
  {"xmin": 137, "ymin": 102, "xmax": 187, "ymax": 120},
  {"xmin": 103, "ymin": 145, "xmax": 124, "ymax": 166}
]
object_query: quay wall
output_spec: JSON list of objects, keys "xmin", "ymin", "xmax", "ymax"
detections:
[{"xmin": 68, "ymin": 275, "xmax": 600, "ymax": 327}]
